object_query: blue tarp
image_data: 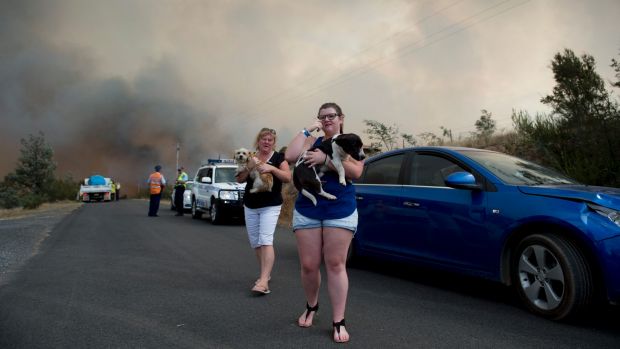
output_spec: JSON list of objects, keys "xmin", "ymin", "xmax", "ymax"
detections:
[{"xmin": 89, "ymin": 175, "xmax": 106, "ymax": 185}]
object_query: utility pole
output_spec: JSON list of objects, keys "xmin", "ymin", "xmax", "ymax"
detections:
[{"xmin": 176, "ymin": 142, "xmax": 180, "ymax": 170}]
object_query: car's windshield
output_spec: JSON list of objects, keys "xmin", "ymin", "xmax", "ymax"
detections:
[
  {"xmin": 215, "ymin": 168, "xmax": 237, "ymax": 183},
  {"xmin": 459, "ymin": 150, "xmax": 578, "ymax": 186}
]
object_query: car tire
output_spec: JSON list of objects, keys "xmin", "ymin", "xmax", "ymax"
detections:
[
  {"xmin": 191, "ymin": 199, "xmax": 202, "ymax": 219},
  {"xmin": 512, "ymin": 233, "xmax": 593, "ymax": 320},
  {"xmin": 210, "ymin": 200, "xmax": 222, "ymax": 225}
]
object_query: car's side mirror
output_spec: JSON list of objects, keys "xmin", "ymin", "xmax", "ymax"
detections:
[
  {"xmin": 202, "ymin": 176, "xmax": 212, "ymax": 184},
  {"xmin": 445, "ymin": 171, "xmax": 481, "ymax": 190}
]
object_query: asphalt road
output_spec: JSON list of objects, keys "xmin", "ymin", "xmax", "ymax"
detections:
[{"xmin": 0, "ymin": 200, "xmax": 618, "ymax": 348}]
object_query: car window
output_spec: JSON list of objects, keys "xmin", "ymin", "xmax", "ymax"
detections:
[
  {"xmin": 358, "ymin": 154, "xmax": 404, "ymax": 184},
  {"xmin": 196, "ymin": 169, "xmax": 207, "ymax": 181},
  {"xmin": 409, "ymin": 154, "xmax": 466, "ymax": 187}
]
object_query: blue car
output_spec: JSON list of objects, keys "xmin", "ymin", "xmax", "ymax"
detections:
[{"xmin": 351, "ymin": 146, "xmax": 620, "ymax": 320}]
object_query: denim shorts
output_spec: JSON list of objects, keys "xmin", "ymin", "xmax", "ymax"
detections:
[{"xmin": 292, "ymin": 209, "xmax": 358, "ymax": 234}]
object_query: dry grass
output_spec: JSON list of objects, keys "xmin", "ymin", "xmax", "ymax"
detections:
[{"xmin": 0, "ymin": 201, "xmax": 82, "ymax": 220}]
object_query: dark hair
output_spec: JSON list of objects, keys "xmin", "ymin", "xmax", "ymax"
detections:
[{"xmin": 318, "ymin": 102, "xmax": 344, "ymax": 133}]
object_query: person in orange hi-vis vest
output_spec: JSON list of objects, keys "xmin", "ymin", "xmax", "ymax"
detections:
[{"xmin": 147, "ymin": 165, "xmax": 167, "ymax": 217}]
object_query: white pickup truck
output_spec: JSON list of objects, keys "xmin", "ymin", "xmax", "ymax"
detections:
[
  {"xmin": 190, "ymin": 159, "xmax": 246, "ymax": 224},
  {"xmin": 78, "ymin": 175, "xmax": 114, "ymax": 202}
]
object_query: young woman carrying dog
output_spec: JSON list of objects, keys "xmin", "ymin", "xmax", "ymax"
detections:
[
  {"xmin": 284, "ymin": 102, "xmax": 364, "ymax": 343},
  {"xmin": 236, "ymin": 128, "xmax": 291, "ymax": 295}
]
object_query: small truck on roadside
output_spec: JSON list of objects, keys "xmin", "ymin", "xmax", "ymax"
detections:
[{"xmin": 78, "ymin": 175, "xmax": 114, "ymax": 202}]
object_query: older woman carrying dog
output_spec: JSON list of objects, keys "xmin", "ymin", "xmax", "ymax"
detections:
[
  {"xmin": 285, "ymin": 102, "xmax": 364, "ymax": 343},
  {"xmin": 236, "ymin": 127, "xmax": 291, "ymax": 295}
]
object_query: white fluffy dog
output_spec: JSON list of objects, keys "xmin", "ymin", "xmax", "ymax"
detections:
[{"xmin": 234, "ymin": 148, "xmax": 273, "ymax": 193}]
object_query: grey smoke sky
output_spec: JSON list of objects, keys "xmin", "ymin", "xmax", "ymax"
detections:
[{"xmin": 1, "ymin": 0, "xmax": 619, "ymax": 191}]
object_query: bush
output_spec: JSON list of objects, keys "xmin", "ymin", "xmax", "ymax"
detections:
[
  {"xmin": 0, "ymin": 184, "xmax": 21, "ymax": 209},
  {"xmin": 45, "ymin": 177, "xmax": 81, "ymax": 202},
  {"xmin": 21, "ymin": 194, "xmax": 45, "ymax": 210}
]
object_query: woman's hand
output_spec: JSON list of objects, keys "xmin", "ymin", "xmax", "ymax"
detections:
[
  {"xmin": 247, "ymin": 157, "xmax": 258, "ymax": 171},
  {"xmin": 305, "ymin": 121, "xmax": 323, "ymax": 133},
  {"xmin": 304, "ymin": 149, "xmax": 328, "ymax": 167},
  {"xmin": 256, "ymin": 162, "xmax": 275, "ymax": 174}
]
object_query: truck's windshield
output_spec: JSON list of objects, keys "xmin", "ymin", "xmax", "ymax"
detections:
[{"xmin": 215, "ymin": 168, "xmax": 237, "ymax": 183}]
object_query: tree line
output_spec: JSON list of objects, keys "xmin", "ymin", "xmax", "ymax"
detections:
[
  {"xmin": 365, "ymin": 48, "xmax": 620, "ymax": 188},
  {"xmin": 2, "ymin": 47, "xmax": 619, "ymax": 210}
]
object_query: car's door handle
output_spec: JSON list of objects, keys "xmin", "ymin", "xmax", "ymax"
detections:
[
  {"xmin": 355, "ymin": 195, "xmax": 364, "ymax": 201},
  {"xmin": 403, "ymin": 201, "xmax": 420, "ymax": 207}
]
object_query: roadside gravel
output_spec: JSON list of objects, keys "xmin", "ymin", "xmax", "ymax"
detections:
[{"xmin": 0, "ymin": 202, "xmax": 81, "ymax": 285}]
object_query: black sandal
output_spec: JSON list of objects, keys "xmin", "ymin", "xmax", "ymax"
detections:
[
  {"xmin": 333, "ymin": 319, "xmax": 348, "ymax": 343},
  {"xmin": 299, "ymin": 302, "xmax": 319, "ymax": 327}
]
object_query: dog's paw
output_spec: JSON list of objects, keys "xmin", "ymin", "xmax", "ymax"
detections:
[{"xmin": 319, "ymin": 192, "xmax": 337, "ymax": 200}]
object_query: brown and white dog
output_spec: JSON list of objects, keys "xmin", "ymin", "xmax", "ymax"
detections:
[
  {"xmin": 234, "ymin": 148, "xmax": 274, "ymax": 193},
  {"xmin": 293, "ymin": 133, "xmax": 365, "ymax": 206}
]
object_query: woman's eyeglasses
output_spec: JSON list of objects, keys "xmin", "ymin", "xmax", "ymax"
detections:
[
  {"xmin": 317, "ymin": 113, "xmax": 339, "ymax": 121},
  {"xmin": 261, "ymin": 127, "xmax": 276, "ymax": 135}
]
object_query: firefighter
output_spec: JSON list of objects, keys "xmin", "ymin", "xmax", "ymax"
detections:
[
  {"xmin": 147, "ymin": 165, "xmax": 166, "ymax": 217},
  {"xmin": 174, "ymin": 166, "xmax": 189, "ymax": 216}
]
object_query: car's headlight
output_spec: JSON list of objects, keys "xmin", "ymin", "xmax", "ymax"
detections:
[
  {"xmin": 588, "ymin": 203, "xmax": 620, "ymax": 227},
  {"xmin": 219, "ymin": 190, "xmax": 239, "ymax": 200}
]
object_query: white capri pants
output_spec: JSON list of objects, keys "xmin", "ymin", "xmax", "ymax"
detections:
[{"xmin": 244, "ymin": 205, "xmax": 282, "ymax": 249}]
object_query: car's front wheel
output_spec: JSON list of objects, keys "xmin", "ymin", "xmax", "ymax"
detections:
[
  {"xmin": 512, "ymin": 233, "xmax": 593, "ymax": 320},
  {"xmin": 210, "ymin": 199, "xmax": 222, "ymax": 225},
  {"xmin": 191, "ymin": 199, "xmax": 202, "ymax": 219}
]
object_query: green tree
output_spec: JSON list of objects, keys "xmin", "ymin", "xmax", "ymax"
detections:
[
  {"xmin": 15, "ymin": 133, "xmax": 56, "ymax": 194},
  {"xmin": 400, "ymin": 133, "xmax": 416, "ymax": 148},
  {"xmin": 417, "ymin": 132, "xmax": 442, "ymax": 146},
  {"xmin": 612, "ymin": 54, "xmax": 620, "ymax": 89},
  {"xmin": 474, "ymin": 109, "xmax": 496, "ymax": 144},
  {"xmin": 363, "ymin": 119, "xmax": 399, "ymax": 151},
  {"xmin": 440, "ymin": 126, "xmax": 453, "ymax": 143},
  {"xmin": 514, "ymin": 49, "xmax": 620, "ymax": 186}
]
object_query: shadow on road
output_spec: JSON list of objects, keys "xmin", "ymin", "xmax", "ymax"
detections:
[{"xmin": 349, "ymin": 256, "xmax": 620, "ymax": 333}]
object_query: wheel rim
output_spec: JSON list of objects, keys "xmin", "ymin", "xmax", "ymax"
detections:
[{"xmin": 518, "ymin": 244, "xmax": 565, "ymax": 310}]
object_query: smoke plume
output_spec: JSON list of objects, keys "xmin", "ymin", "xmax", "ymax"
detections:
[{"xmin": 0, "ymin": 1, "xmax": 233, "ymax": 194}]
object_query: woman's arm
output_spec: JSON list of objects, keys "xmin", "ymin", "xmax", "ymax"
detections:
[
  {"xmin": 285, "ymin": 121, "xmax": 322, "ymax": 162},
  {"xmin": 259, "ymin": 160, "xmax": 291, "ymax": 183},
  {"xmin": 235, "ymin": 167, "xmax": 249, "ymax": 183}
]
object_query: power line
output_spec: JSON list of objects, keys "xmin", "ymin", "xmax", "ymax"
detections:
[
  {"xmin": 233, "ymin": 0, "xmax": 469, "ymax": 118},
  {"xmin": 241, "ymin": 0, "xmax": 531, "ymax": 120}
]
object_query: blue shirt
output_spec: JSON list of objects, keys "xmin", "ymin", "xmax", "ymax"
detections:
[{"xmin": 294, "ymin": 137, "xmax": 357, "ymax": 220}]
